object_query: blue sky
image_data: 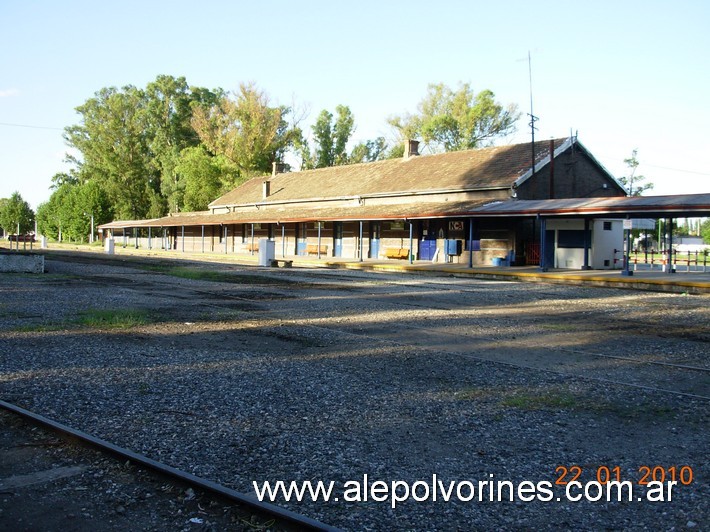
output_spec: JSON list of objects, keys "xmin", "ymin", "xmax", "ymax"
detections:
[{"xmin": 2, "ymin": 0, "xmax": 709, "ymax": 209}]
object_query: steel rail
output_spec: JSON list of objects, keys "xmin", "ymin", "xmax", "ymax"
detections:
[{"xmin": 0, "ymin": 400, "xmax": 339, "ymax": 532}]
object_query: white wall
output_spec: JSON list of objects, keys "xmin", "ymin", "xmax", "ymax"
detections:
[
  {"xmin": 592, "ymin": 219, "xmax": 623, "ymax": 269},
  {"xmin": 546, "ymin": 219, "xmax": 623, "ymax": 270}
]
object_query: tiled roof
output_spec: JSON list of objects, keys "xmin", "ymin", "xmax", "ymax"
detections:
[
  {"xmin": 473, "ymin": 194, "xmax": 710, "ymax": 217},
  {"xmin": 108, "ymin": 200, "xmax": 496, "ymax": 228},
  {"xmin": 210, "ymin": 138, "xmax": 568, "ymax": 208}
]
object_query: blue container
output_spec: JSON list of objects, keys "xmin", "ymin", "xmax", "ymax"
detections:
[{"xmin": 492, "ymin": 257, "xmax": 502, "ymax": 266}]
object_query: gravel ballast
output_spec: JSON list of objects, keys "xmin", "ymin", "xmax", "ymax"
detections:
[{"xmin": 1, "ymin": 254, "xmax": 708, "ymax": 530}]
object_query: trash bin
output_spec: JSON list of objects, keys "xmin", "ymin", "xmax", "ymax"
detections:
[
  {"xmin": 258, "ymin": 238, "xmax": 276, "ymax": 266},
  {"xmin": 105, "ymin": 238, "xmax": 115, "ymax": 255}
]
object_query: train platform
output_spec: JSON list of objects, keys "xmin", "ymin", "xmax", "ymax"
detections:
[{"xmin": 21, "ymin": 244, "xmax": 710, "ymax": 294}]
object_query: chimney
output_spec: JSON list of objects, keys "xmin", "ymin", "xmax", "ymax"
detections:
[
  {"xmin": 263, "ymin": 180, "xmax": 271, "ymax": 199},
  {"xmin": 404, "ymin": 139, "xmax": 420, "ymax": 159},
  {"xmin": 272, "ymin": 161, "xmax": 286, "ymax": 176}
]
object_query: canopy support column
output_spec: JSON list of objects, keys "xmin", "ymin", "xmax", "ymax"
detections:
[
  {"xmin": 582, "ymin": 218, "xmax": 591, "ymax": 270},
  {"xmin": 359, "ymin": 221, "xmax": 363, "ymax": 262},
  {"xmin": 409, "ymin": 221, "xmax": 414, "ymax": 264},
  {"xmin": 317, "ymin": 222, "xmax": 322, "ymax": 259},
  {"xmin": 666, "ymin": 218, "xmax": 674, "ymax": 274},
  {"xmin": 622, "ymin": 216, "xmax": 633, "ymax": 276},
  {"xmin": 539, "ymin": 216, "xmax": 548, "ymax": 272},
  {"xmin": 281, "ymin": 224, "xmax": 286, "ymax": 257}
]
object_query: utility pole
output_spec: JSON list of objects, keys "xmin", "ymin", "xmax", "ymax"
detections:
[{"xmin": 527, "ymin": 51, "xmax": 538, "ymax": 178}]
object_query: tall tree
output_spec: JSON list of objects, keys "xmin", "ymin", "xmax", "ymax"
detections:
[
  {"xmin": 64, "ymin": 86, "xmax": 158, "ymax": 219},
  {"xmin": 619, "ymin": 149, "xmax": 654, "ymax": 196},
  {"xmin": 0, "ymin": 191, "xmax": 34, "ymax": 234},
  {"xmin": 312, "ymin": 109, "xmax": 335, "ymax": 168},
  {"xmin": 144, "ymin": 75, "xmax": 219, "ymax": 213},
  {"xmin": 314, "ymin": 105, "xmax": 355, "ymax": 167},
  {"xmin": 305, "ymin": 105, "xmax": 358, "ymax": 168},
  {"xmin": 388, "ymin": 82, "xmax": 519, "ymax": 152},
  {"xmin": 191, "ymin": 83, "xmax": 294, "ymax": 177},
  {"xmin": 700, "ymin": 219, "xmax": 710, "ymax": 245},
  {"xmin": 176, "ymin": 146, "xmax": 240, "ymax": 211},
  {"xmin": 349, "ymin": 137, "xmax": 388, "ymax": 164}
]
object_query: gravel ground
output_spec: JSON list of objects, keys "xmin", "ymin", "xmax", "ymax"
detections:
[
  {"xmin": 1, "ymin": 254, "xmax": 708, "ymax": 530},
  {"xmin": 0, "ymin": 411, "xmax": 269, "ymax": 531}
]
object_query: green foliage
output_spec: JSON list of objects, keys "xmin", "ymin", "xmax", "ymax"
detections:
[
  {"xmin": 619, "ymin": 149, "xmax": 654, "ymax": 196},
  {"xmin": 190, "ymin": 83, "xmax": 294, "ymax": 177},
  {"xmin": 64, "ymin": 85, "xmax": 155, "ymax": 219},
  {"xmin": 388, "ymin": 82, "xmax": 519, "ymax": 152},
  {"xmin": 349, "ymin": 137, "xmax": 388, "ymax": 164},
  {"xmin": 312, "ymin": 109, "xmax": 335, "ymax": 168},
  {"xmin": 700, "ymin": 219, "xmax": 710, "ymax": 244},
  {"xmin": 177, "ymin": 146, "xmax": 242, "ymax": 211},
  {"xmin": 0, "ymin": 192, "xmax": 34, "ymax": 234},
  {"xmin": 304, "ymin": 105, "xmax": 387, "ymax": 168},
  {"xmin": 76, "ymin": 308, "xmax": 152, "ymax": 329},
  {"xmin": 144, "ymin": 75, "xmax": 219, "ymax": 213},
  {"xmin": 37, "ymin": 182, "xmax": 112, "ymax": 242}
]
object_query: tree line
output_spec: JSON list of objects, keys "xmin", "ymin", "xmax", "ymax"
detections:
[{"xmin": 14, "ymin": 75, "xmax": 519, "ymax": 242}]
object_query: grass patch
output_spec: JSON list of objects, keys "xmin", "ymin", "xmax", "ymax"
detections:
[
  {"xmin": 455, "ymin": 385, "xmax": 678, "ymax": 419},
  {"xmin": 139, "ymin": 264, "xmax": 296, "ymax": 286},
  {"xmin": 538, "ymin": 323, "xmax": 580, "ymax": 332},
  {"xmin": 500, "ymin": 391, "xmax": 578, "ymax": 410},
  {"xmin": 76, "ymin": 308, "xmax": 153, "ymax": 329}
]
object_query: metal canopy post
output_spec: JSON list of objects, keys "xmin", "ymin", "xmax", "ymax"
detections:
[
  {"xmin": 317, "ymin": 222, "xmax": 322, "ymax": 259},
  {"xmin": 539, "ymin": 216, "xmax": 548, "ymax": 272},
  {"xmin": 251, "ymin": 224, "xmax": 255, "ymax": 255},
  {"xmin": 181, "ymin": 225, "xmax": 185, "ymax": 253},
  {"xmin": 123, "ymin": 228, "xmax": 127, "ymax": 248},
  {"xmin": 622, "ymin": 216, "xmax": 633, "ymax": 276},
  {"xmin": 134, "ymin": 228, "xmax": 138, "ymax": 249},
  {"xmin": 666, "ymin": 218, "xmax": 674, "ymax": 274},
  {"xmin": 468, "ymin": 218, "xmax": 474, "ymax": 268},
  {"xmin": 582, "ymin": 218, "xmax": 591, "ymax": 270},
  {"xmin": 359, "ymin": 221, "xmax": 364, "ymax": 262},
  {"xmin": 148, "ymin": 227, "xmax": 152, "ymax": 250},
  {"xmin": 409, "ymin": 221, "xmax": 414, "ymax": 264},
  {"xmin": 281, "ymin": 224, "xmax": 286, "ymax": 257},
  {"xmin": 224, "ymin": 225, "xmax": 228, "ymax": 254}
]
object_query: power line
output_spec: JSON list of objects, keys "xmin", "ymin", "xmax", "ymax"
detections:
[
  {"xmin": 0, "ymin": 121, "xmax": 63, "ymax": 131},
  {"xmin": 643, "ymin": 164, "xmax": 710, "ymax": 176}
]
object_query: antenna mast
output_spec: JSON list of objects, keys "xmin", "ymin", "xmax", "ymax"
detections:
[{"xmin": 527, "ymin": 51, "xmax": 538, "ymax": 176}]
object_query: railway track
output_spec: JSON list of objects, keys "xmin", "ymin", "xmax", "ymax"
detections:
[
  {"xmin": 0, "ymin": 400, "xmax": 337, "ymax": 531},
  {"xmin": 4, "ymin": 250, "xmax": 708, "ymax": 530}
]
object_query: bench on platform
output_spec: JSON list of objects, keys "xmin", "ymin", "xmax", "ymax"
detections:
[
  {"xmin": 385, "ymin": 248, "xmax": 410, "ymax": 260},
  {"xmin": 246, "ymin": 242, "xmax": 259, "ymax": 252},
  {"xmin": 306, "ymin": 244, "xmax": 328, "ymax": 255}
]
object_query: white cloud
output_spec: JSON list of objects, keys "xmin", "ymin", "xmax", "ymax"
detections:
[{"xmin": 0, "ymin": 88, "xmax": 19, "ymax": 98}]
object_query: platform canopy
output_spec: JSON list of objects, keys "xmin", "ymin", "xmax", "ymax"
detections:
[{"xmin": 472, "ymin": 193, "xmax": 710, "ymax": 219}]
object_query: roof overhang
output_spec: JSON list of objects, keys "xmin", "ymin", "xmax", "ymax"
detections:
[{"xmin": 473, "ymin": 193, "xmax": 710, "ymax": 219}]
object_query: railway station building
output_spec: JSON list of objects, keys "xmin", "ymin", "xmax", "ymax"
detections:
[{"xmin": 99, "ymin": 136, "xmax": 675, "ymax": 269}]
